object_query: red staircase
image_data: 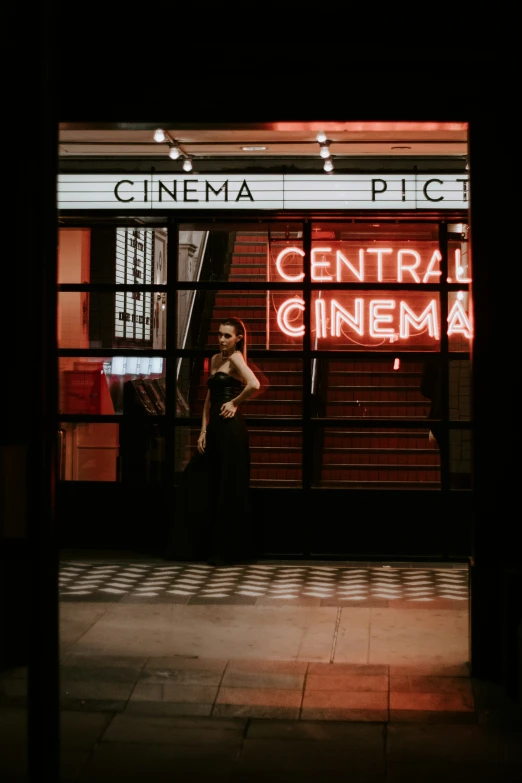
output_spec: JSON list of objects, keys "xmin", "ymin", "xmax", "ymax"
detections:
[{"xmin": 191, "ymin": 231, "xmax": 439, "ymax": 489}]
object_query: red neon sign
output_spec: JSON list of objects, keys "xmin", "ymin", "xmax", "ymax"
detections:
[{"xmin": 273, "ymin": 245, "xmax": 472, "ymax": 345}]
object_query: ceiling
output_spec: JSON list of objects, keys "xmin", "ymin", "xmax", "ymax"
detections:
[{"xmin": 58, "ymin": 122, "xmax": 468, "ymax": 165}]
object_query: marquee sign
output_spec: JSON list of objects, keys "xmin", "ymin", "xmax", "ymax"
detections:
[{"xmin": 57, "ymin": 173, "xmax": 469, "ymax": 210}]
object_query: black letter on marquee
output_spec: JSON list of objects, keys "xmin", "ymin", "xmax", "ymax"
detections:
[
  {"xmin": 402, "ymin": 178, "xmax": 406, "ymax": 201},
  {"xmin": 423, "ymin": 179, "xmax": 444, "ymax": 202},
  {"xmin": 206, "ymin": 180, "xmax": 229, "ymax": 201},
  {"xmin": 114, "ymin": 180, "xmax": 135, "ymax": 202},
  {"xmin": 371, "ymin": 179, "xmax": 387, "ymax": 200},
  {"xmin": 236, "ymin": 180, "xmax": 254, "ymax": 201},
  {"xmin": 144, "ymin": 179, "xmax": 148, "ymax": 202},
  {"xmin": 184, "ymin": 180, "xmax": 199, "ymax": 202},
  {"xmin": 456, "ymin": 178, "xmax": 468, "ymax": 202},
  {"xmin": 159, "ymin": 181, "xmax": 177, "ymax": 202}
]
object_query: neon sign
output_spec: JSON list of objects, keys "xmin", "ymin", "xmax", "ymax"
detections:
[{"xmin": 274, "ymin": 246, "xmax": 472, "ymax": 345}]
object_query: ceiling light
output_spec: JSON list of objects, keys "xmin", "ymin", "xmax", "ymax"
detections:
[
  {"xmin": 316, "ymin": 131, "xmax": 327, "ymax": 143},
  {"xmin": 319, "ymin": 143, "xmax": 331, "ymax": 159},
  {"xmin": 323, "ymin": 159, "xmax": 334, "ymax": 172},
  {"xmin": 168, "ymin": 145, "xmax": 181, "ymax": 160},
  {"xmin": 182, "ymin": 157, "xmax": 193, "ymax": 172},
  {"xmin": 241, "ymin": 146, "xmax": 267, "ymax": 151},
  {"xmin": 154, "ymin": 128, "xmax": 166, "ymax": 143}
]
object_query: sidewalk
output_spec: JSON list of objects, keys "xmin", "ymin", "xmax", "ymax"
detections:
[{"xmin": 1, "ymin": 553, "xmax": 521, "ymax": 781}]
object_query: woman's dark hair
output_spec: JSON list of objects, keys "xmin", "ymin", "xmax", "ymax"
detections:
[{"xmin": 220, "ymin": 317, "xmax": 248, "ymax": 361}]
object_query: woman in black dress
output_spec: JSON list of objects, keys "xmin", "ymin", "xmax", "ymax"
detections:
[{"xmin": 192, "ymin": 317, "xmax": 260, "ymax": 565}]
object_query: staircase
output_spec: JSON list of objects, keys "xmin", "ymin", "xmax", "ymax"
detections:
[{"xmin": 191, "ymin": 231, "xmax": 440, "ymax": 489}]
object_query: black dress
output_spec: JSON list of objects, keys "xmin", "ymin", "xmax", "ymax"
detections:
[{"xmin": 177, "ymin": 371, "xmax": 254, "ymax": 563}]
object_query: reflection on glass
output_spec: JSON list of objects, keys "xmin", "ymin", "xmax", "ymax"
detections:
[
  {"xmin": 311, "ymin": 291, "xmax": 441, "ymax": 351},
  {"xmin": 57, "ymin": 422, "xmax": 119, "ymax": 481},
  {"xmin": 177, "ymin": 223, "xmax": 303, "ymax": 282},
  {"xmin": 59, "ymin": 357, "xmax": 165, "ymax": 416},
  {"xmin": 312, "ymin": 426, "xmax": 440, "ymax": 489},
  {"xmin": 58, "ymin": 291, "xmax": 167, "ymax": 350},
  {"xmin": 58, "ymin": 226, "xmax": 167, "ymax": 284}
]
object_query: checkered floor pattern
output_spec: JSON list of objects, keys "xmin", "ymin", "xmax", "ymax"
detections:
[{"xmin": 59, "ymin": 562, "xmax": 469, "ymax": 602}]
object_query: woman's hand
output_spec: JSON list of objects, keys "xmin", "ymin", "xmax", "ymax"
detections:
[
  {"xmin": 220, "ymin": 401, "xmax": 237, "ymax": 418},
  {"xmin": 197, "ymin": 431, "xmax": 206, "ymax": 454}
]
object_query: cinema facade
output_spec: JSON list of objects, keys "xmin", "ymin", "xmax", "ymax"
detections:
[{"xmin": 56, "ymin": 164, "xmax": 472, "ymax": 560}]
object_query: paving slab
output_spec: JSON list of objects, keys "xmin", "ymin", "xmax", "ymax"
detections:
[
  {"xmin": 364, "ymin": 608, "xmax": 469, "ymax": 666},
  {"xmin": 301, "ymin": 689, "xmax": 388, "ymax": 721},
  {"xmin": 222, "ymin": 659, "xmax": 307, "ymax": 689},
  {"xmin": 328, "ymin": 607, "xmax": 373, "ymax": 663},
  {"xmin": 66, "ymin": 604, "xmax": 338, "ymax": 660},
  {"xmin": 59, "ymin": 602, "xmax": 114, "ymax": 648},
  {"xmin": 101, "ymin": 712, "xmax": 245, "ymax": 745}
]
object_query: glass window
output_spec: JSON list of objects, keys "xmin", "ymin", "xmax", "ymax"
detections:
[
  {"xmin": 312, "ymin": 425, "xmax": 440, "ymax": 489},
  {"xmin": 59, "ymin": 357, "xmax": 165, "ymax": 416},
  {"xmin": 57, "ymin": 422, "xmax": 119, "ymax": 481},
  {"xmin": 311, "ymin": 291, "xmax": 441, "ymax": 351},
  {"xmin": 176, "ymin": 355, "xmax": 303, "ymax": 420},
  {"xmin": 311, "ymin": 221, "xmax": 441, "ymax": 284},
  {"xmin": 311, "ymin": 358, "xmax": 432, "ymax": 420},
  {"xmin": 177, "ymin": 222, "xmax": 303, "ymax": 282},
  {"xmin": 58, "ymin": 291, "xmax": 167, "ymax": 350},
  {"xmin": 58, "ymin": 226, "xmax": 167, "ymax": 284},
  {"xmin": 176, "ymin": 289, "xmax": 303, "ymax": 353}
]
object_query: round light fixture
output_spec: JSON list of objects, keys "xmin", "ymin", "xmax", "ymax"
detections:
[
  {"xmin": 320, "ymin": 144, "xmax": 331, "ymax": 159},
  {"xmin": 169, "ymin": 145, "xmax": 181, "ymax": 160},
  {"xmin": 182, "ymin": 158, "xmax": 193, "ymax": 172},
  {"xmin": 323, "ymin": 159, "xmax": 334, "ymax": 172},
  {"xmin": 316, "ymin": 131, "xmax": 327, "ymax": 143},
  {"xmin": 154, "ymin": 128, "xmax": 166, "ymax": 142}
]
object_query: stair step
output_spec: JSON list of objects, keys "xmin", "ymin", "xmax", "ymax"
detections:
[
  {"xmin": 328, "ymin": 370, "xmax": 422, "ymax": 376},
  {"xmin": 232, "ymin": 251, "xmax": 267, "ymax": 257},
  {"xmin": 326, "ymin": 400, "xmax": 428, "ymax": 406},
  {"xmin": 323, "ymin": 447, "xmax": 437, "ymax": 454},
  {"xmin": 318, "ymin": 480, "xmax": 440, "ymax": 489},
  {"xmin": 327, "ymin": 385, "xmax": 424, "ymax": 392},
  {"xmin": 213, "ymin": 305, "xmax": 266, "ymax": 311}
]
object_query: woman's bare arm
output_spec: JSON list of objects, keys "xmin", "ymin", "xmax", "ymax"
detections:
[{"xmin": 228, "ymin": 352, "xmax": 261, "ymax": 407}]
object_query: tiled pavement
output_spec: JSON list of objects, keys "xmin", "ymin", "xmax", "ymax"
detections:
[
  {"xmin": 2, "ymin": 555, "xmax": 521, "ymax": 780},
  {"xmin": 1, "ymin": 664, "xmax": 521, "ymax": 782},
  {"xmin": 0, "ymin": 656, "xmax": 478, "ymax": 722}
]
